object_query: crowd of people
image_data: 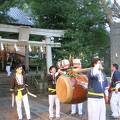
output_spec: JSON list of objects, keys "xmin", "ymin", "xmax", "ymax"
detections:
[
  {"xmin": 9, "ymin": 57, "xmax": 120, "ymax": 120},
  {"xmin": 47, "ymin": 57, "xmax": 120, "ymax": 120}
]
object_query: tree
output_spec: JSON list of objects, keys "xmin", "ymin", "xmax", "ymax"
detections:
[
  {"xmin": 54, "ymin": 0, "xmax": 109, "ymax": 67},
  {"xmin": 0, "ymin": 0, "xmax": 110, "ymax": 67},
  {"xmin": 22, "ymin": 0, "xmax": 110, "ymax": 67},
  {"xmin": 25, "ymin": 0, "xmax": 74, "ymax": 29},
  {"xmin": 0, "ymin": 0, "xmax": 19, "ymax": 23}
]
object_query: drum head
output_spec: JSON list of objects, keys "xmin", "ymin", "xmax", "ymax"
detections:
[
  {"xmin": 56, "ymin": 75, "xmax": 73, "ymax": 103},
  {"xmin": 56, "ymin": 75, "xmax": 88, "ymax": 104}
]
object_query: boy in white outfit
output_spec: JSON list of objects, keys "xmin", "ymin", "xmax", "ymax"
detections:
[
  {"xmin": 48, "ymin": 66, "xmax": 60, "ymax": 120},
  {"xmin": 10, "ymin": 64, "xmax": 31, "ymax": 120}
]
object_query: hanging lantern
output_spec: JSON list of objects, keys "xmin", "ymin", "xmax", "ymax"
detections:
[
  {"xmin": 40, "ymin": 46, "xmax": 44, "ymax": 52},
  {"xmin": 14, "ymin": 43, "xmax": 19, "ymax": 51},
  {"xmin": 1, "ymin": 42, "xmax": 4, "ymax": 50},
  {"xmin": 29, "ymin": 44, "xmax": 32, "ymax": 52}
]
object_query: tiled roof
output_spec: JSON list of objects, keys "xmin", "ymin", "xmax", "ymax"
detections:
[{"xmin": 7, "ymin": 7, "xmax": 34, "ymax": 26}]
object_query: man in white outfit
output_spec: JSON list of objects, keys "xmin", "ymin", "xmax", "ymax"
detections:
[
  {"xmin": 87, "ymin": 58, "xmax": 109, "ymax": 120},
  {"xmin": 48, "ymin": 66, "xmax": 60, "ymax": 120},
  {"xmin": 6, "ymin": 53, "xmax": 12, "ymax": 76},
  {"xmin": 110, "ymin": 64, "xmax": 120, "ymax": 119},
  {"xmin": 10, "ymin": 64, "xmax": 31, "ymax": 120}
]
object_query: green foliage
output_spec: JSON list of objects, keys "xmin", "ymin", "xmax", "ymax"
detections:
[
  {"xmin": 52, "ymin": 0, "xmax": 109, "ymax": 67},
  {"xmin": 27, "ymin": 0, "xmax": 76, "ymax": 29}
]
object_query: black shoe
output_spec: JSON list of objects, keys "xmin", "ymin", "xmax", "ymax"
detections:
[{"xmin": 71, "ymin": 113, "xmax": 76, "ymax": 116}]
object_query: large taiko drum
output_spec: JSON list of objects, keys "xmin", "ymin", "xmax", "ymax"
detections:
[
  {"xmin": 56, "ymin": 74, "xmax": 88, "ymax": 104},
  {"xmin": 57, "ymin": 59, "xmax": 70, "ymax": 70}
]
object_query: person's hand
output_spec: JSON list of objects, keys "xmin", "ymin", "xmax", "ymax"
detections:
[
  {"xmin": 57, "ymin": 69, "xmax": 61, "ymax": 73},
  {"xmin": 95, "ymin": 63, "xmax": 103, "ymax": 70},
  {"xmin": 92, "ymin": 65, "xmax": 99, "ymax": 75},
  {"xmin": 105, "ymin": 96, "xmax": 109, "ymax": 104},
  {"xmin": 99, "ymin": 64, "xmax": 103, "ymax": 70}
]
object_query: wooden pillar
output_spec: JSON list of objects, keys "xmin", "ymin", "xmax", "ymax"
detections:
[
  {"xmin": 25, "ymin": 45, "xmax": 29, "ymax": 72},
  {"xmin": 45, "ymin": 37, "xmax": 52, "ymax": 73},
  {"xmin": 18, "ymin": 26, "xmax": 30, "ymax": 72}
]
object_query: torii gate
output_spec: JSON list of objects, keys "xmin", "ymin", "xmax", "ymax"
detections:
[{"xmin": 0, "ymin": 24, "xmax": 65, "ymax": 73}]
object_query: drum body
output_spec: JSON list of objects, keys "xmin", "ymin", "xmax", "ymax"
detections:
[{"xmin": 56, "ymin": 75, "xmax": 88, "ymax": 104}]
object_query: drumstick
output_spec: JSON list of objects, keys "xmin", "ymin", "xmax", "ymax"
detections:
[
  {"xmin": 72, "ymin": 68, "xmax": 90, "ymax": 73},
  {"xmin": 28, "ymin": 92, "xmax": 37, "ymax": 98},
  {"xmin": 11, "ymin": 93, "xmax": 15, "ymax": 108}
]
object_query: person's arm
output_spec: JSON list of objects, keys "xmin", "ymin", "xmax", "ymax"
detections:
[
  {"xmin": 10, "ymin": 76, "xmax": 16, "ymax": 92},
  {"xmin": 24, "ymin": 75, "xmax": 29, "ymax": 87},
  {"xmin": 104, "ymin": 87, "xmax": 109, "ymax": 97},
  {"xmin": 113, "ymin": 72, "xmax": 120, "ymax": 93},
  {"xmin": 104, "ymin": 77, "xmax": 109, "ymax": 103},
  {"xmin": 104, "ymin": 89, "xmax": 109, "ymax": 103},
  {"xmin": 10, "ymin": 75, "xmax": 16, "ymax": 108},
  {"xmin": 87, "ymin": 68, "xmax": 98, "ymax": 80},
  {"xmin": 48, "ymin": 74, "xmax": 53, "ymax": 88}
]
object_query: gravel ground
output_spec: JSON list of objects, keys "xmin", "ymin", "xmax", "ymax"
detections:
[{"xmin": 0, "ymin": 95, "xmax": 119, "ymax": 120}]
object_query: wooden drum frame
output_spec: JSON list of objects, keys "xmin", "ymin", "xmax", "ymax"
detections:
[{"xmin": 56, "ymin": 74, "xmax": 88, "ymax": 104}]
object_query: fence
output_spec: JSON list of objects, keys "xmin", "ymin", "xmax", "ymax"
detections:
[{"xmin": 26, "ymin": 72, "xmax": 48, "ymax": 94}]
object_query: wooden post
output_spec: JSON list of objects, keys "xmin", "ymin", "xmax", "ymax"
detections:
[
  {"xmin": 46, "ymin": 37, "xmax": 52, "ymax": 73},
  {"xmin": 25, "ymin": 45, "xmax": 29, "ymax": 72}
]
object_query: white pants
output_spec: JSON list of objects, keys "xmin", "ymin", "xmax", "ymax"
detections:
[
  {"xmin": 71, "ymin": 103, "xmax": 83, "ymax": 115},
  {"xmin": 6, "ymin": 65, "xmax": 11, "ymax": 76},
  {"xmin": 110, "ymin": 92, "xmax": 120, "ymax": 117},
  {"xmin": 48, "ymin": 95, "xmax": 60, "ymax": 118},
  {"xmin": 88, "ymin": 98, "xmax": 106, "ymax": 120},
  {"xmin": 15, "ymin": 94, "xmax": 31, "ymax": 119}
]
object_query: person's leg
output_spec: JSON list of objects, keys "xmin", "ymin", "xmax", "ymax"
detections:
[
  {"xmin": 6, "ymin": 65, "xmax": 11, "ymax": 76},
  {"xmin": 99, "ymin": 98, "xmax": 106, "ymax": 120},
  {"xmin": 110, "ymin": 92, "xmax": 119, "ymax": 117},
  {"xmin": 8, "ymin": 65, "xmax": 11, "ymax": 76},
  {"xmin": 117, "ymin": 92, "xmax": 120, "ymax": 116},
  {"xmin": 88, "ymin": 98, "xmax": 99, "ymax": 120},
  {"xmin": 71, "ymin": 104, "xmax": 77, "ymax": 114},
  {"xmin": 6, "ymin": 66, "xmax": 9, "ymax": 76},
  {"xmin": 49, "ymin": 95, "xmax": 55, "ymax": 118},
  {"xmin": 78, "ymin": 103, "xmax": 83, "ymax": 115},
  {"xmin": 22, "ymin": 94, "xmax": 31, "ymax": 119},
  {"xmin": 55, "ymin": 95, "xmax": 60, "ymax": 118},
  {"xmin": 15, "ymin": 97, "xmax": 23, "ymax": 119}
]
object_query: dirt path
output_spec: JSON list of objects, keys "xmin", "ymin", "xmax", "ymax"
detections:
[{"xmin": 0, "ymin": 96, "xmax": 119, "ymax": 120}]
